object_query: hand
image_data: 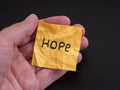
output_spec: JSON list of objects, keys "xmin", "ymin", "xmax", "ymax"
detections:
[{"xmin": 0, "ymin": 14, "xmax": 88, "ymax": 90}]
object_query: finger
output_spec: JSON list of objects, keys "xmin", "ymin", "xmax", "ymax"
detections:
[
  {"xmin": 42, "ymin": 16, "xmax": 71, "ymax": 25},
  {"xmin": 72, "ymin": 24, "xmax": 88, "ymax": 50},
  {"xmin": 77, "ymin": 53, "xmax": 82, "ymax": 63},
  {"xmin": 73, "ymin": 24, "xmax": 86, "ymax": 36},
  {"xmin": 80, "ymin": 36, "xmax": 89, "ymax": 50},
  {"xmin": 36, "ymin": 53, "xmax": 82, "ymax": 90},
  {"xmin": 0, "ymin": 14, "xmax": 38, "ymax": 45}
]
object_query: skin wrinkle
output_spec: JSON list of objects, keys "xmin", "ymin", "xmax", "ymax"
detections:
[
  {"xmin": 0, "ymin": 44, "xmax": 14, "ymax": 87},
  {"xmin": 6, "ymin": 71, "xmax": 22, "ymax": 90}
]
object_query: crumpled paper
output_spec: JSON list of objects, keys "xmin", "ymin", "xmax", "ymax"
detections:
[{"xmin": 32, "ymin": 21, "xmax": 82, "ymax": 71}]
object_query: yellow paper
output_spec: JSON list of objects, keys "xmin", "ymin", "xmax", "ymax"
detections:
[{"xmin": 32, "ymin": 21, "xmax": 82, "ymax": 71}]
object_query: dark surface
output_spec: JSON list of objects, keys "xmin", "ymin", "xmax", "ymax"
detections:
[{"xmin": 0, "ymin": 0, "xmax": 119, "ymax": 90}]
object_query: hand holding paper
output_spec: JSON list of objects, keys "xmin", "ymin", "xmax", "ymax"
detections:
[{"xmin": 0, "ymin": 14, "xmax": 88, "ymax": 90}]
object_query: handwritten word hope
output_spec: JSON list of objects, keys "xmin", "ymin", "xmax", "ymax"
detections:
[{"xmin": 42, "ymin": 38, "xmax": 71, "ymax": 52}]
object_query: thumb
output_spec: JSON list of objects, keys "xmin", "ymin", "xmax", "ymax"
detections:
[{"xmin": 0, "ymin": 14, "xmax": 38, "ymax": 45}]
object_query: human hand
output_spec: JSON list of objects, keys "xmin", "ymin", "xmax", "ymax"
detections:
[{"xmin": 0, "ymin": 14, "xmax": 88, "ymax": 90}]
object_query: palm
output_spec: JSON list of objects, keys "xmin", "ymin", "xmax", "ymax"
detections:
[
  {"xmin": 1, "ymin": 43, "xmax": 68, "ymax": 90},
  {"xmin": 1, "ymin": 47, "xmax": 39, "ymax": 90}
]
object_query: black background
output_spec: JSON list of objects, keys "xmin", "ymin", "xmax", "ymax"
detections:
[{"xmin": 0, "ymin": 0, "xmax": 119, "ymax": 90}]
